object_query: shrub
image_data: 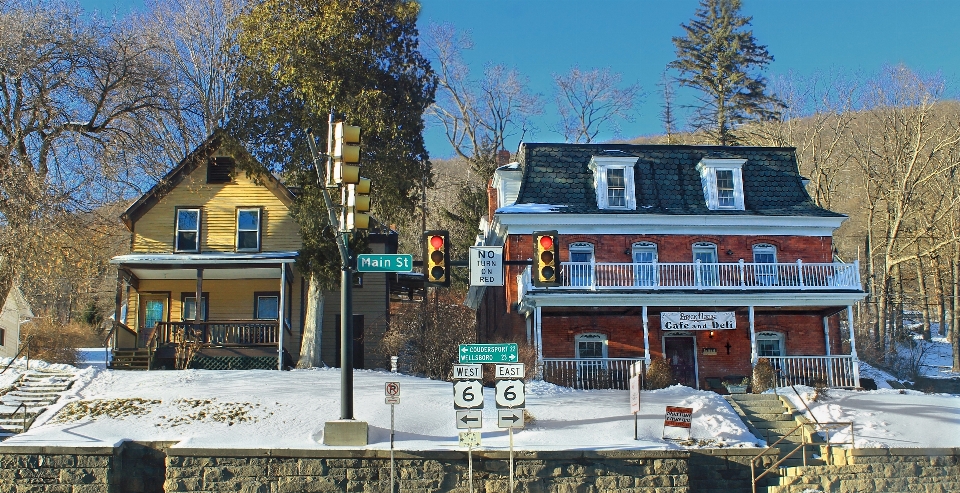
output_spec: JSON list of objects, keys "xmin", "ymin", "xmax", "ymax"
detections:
[
  {"xmin": 19, "ymin": 317, "xmax": 101, "ymax": 366},
  {"xmin": 646, "ymin": 358, "xmax": 674, "ymax": 389},
  {"xmin": 752, "ymin": 358, "xmax": 776, "ymax": 394}
]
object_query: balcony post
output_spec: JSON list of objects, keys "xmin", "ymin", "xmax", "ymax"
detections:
[
  {"xmin": 796, "ymin": 259, "xmax": 805, "ymax": 289},
  {"xmin": 738, "ymin": 259, "xmax": 745, "ymax": 289},
  {"xmin": 642, "ymin": 306, "xmax": 651, "ymax": 365},
  {"xmin": 195, "ymin": 268, "xmax": 203, "ymax": 343},
  {"xmin": 278, "ymin": 264, "xmax": 287, "ymax": 370},
  {"xmin": 823, "ymin": 315, "xmax": 834, "ymax": 385},
  {"xmin": 535, "ymin": 306, "xmax": 544, "ymax": 376}
]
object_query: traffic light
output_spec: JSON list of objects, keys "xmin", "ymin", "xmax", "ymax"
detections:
[
  {"xmin": 344, "ymin": 179, "xmax": 371, "ymax": 231},
  {"xmin": 424, "ymin": 230, "xmax": 450, "ymax": 286},
  {"xmin": 533, "ymin": 230, "xmax": 560, "ymax": 287},
  {"xmin": 333, "ymin": 122, "xmax": 360, "ymax": 185}
]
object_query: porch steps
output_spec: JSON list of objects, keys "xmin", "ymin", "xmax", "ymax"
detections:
[
  {"xmin": 0, "ymin": 369, "xmax": 78, "ymax": 441},
  {"xmin": 109, "ymin": 348, "xmax": 152, "ymax": 370},
  {"xmin": 768, "ymin": 463, "xmax": 960, "ymax": 493},
  {"xmin": 725, "ymin": 393, "xmax": 825, "ymax": 474}
]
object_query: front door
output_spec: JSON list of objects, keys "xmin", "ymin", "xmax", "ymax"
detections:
[
  {"xmin": 139, "ymin": 294, "xmax": 168, "ymax": 347},
  {"xmin": 664, "ymin": 336, "xmax": 697, "ymax": 388}
]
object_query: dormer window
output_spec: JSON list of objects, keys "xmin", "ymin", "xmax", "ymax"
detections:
[
  {"xmin": 588, "ymin": 156, "xmax": 638, "ymax": 210},
  {"xmin": 696, "ymin": 158, "xmax": 746, "ymax": 210}
]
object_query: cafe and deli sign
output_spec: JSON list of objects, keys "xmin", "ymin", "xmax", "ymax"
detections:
[{"xmin": 661, "ymin": 311, "xmax": 736, "ymax": 330}]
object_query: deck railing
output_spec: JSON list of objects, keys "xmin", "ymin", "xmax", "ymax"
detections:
[
  {"xmin": 540, "ymin": 358, "xmax": 645, "ymax": 390},
  {"xmin": 765, "ymin": 355, "xmax": 860, "ymax": 388},
  {"xmin": 154, "ymin": 321, "xmax": 280, "ymax": 346},
  {"xmin": 524, "ymin": 260, "xmax": 860, "ymax": 291}
]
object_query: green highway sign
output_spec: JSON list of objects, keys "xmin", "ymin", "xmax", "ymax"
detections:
[
  {"xmin": 459, "ymin": 343, "xmax": 519, "ymax": 364},
  {"xmin": 357, "ymin": 254, "xmax": 413, "ymax": 272}
]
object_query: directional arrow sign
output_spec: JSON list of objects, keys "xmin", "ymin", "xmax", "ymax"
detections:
[
  {"xmin": 495, "ymin": 379, "xmax": 525, "ymax": 409},
  {"xmin": 453, "ymin": 380, "xmax": 484, "ymax": 409},
  {"xmin": 459, "ymin": 343, "xmax": 519, "ymax": 364},
  {"xmin": 498, "ymin": 409, "xmax": 524, "ymax": 429},
  {"xmin": 456, "ymin": 410, "xmax": 482, "ymax": 429}
]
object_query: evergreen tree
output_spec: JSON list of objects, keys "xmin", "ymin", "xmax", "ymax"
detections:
[
  {"xmin": 669, "ymin": 0, "xmax": 783, "ymax": 145},
  {"xmin": 227, "ymin": 0, "xmax": 436, "ymax": 366}
]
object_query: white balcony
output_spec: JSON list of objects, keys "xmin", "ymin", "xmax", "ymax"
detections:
[
  {"xmin": 540, "ymin": 358, "xmax": 645, "ymax": 390},
  {"xmin": 765, "ymin": 355, "xmax": 860, "ymax": 389},
  {"xmin": 522, "ymin": 260, "xmax": 860, "ymax": 291}
]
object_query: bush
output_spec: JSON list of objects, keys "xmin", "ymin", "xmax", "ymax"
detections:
[
  {"xmin": 646, "ymin": 358, "xmax": 674, "ymax": 389},
  {"xmin": 752, "ymin": 358, "xmax": 776, "ymax": 394},
  {"xmin": 19, "ymin": 317, "xmax": 101, "ymax": 366}
]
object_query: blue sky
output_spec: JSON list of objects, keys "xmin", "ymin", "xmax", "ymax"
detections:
[{"xmin": 78, "ymin": 0, "xmax": 960, "ymax": 159}]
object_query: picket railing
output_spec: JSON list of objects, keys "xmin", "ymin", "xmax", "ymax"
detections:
[
  {"xmin": 154, "ymin": 321, "xmax": 280, "ymax": 346},
  {"xmin": 765, "ymin": 355, "xmax": 860, "ymax": 388},
  {"xmin": 540, "ymin": 358, "xmax": 645, "ymax": 390},
  {"xmin": 524, "ymin": 260, "xmax": 860, "ymax": 291}
]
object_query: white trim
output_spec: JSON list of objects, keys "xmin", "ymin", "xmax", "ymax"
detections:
[
  {"xmin": 492, "ymin": 213, "xmax": 845, "ymax": 237},
  {"xmin": 535, "ymin": 306, "xmax": 543, "ymax": 365},
  {"xmin": 749, "ymin": 306, "xmax": 757, "ymax": 365},
  {"xmin": 589, "ymin": 156, "xmax": 638, "ymax": 211},
  {"xmin": 823, "ymin": 316, "xmax": 831, "ymax": 357},
  {"xmin": 521, "ymin": 291, "xmax": 866, "ymax": 308},
  {"xmin": 175, "ymin": 208, "xmax": 201, "ymax": 252},
  {"xmin": 756, "ymin": 330, "xmax": 785, "ymax": 358},
  {"xmin": 575, "ymin": 332, "xmax": 608, "ymax": 359},
  {"xmin": 236, "ymin": 208, "xmax": 261, "ymax": 252},
  {"xmin": 696, "ymin": 158, "xmax": 746, "ymax": 211},
  {"xmin": 642, "ymin": 306, "xmax": 651, "ymax": 365}
]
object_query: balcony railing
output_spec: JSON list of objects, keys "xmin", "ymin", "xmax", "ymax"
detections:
[
  {"xmin": 523, "ymin": 260, "xmax": 860, "ymax": 291},
  {"xmin": 540, "ymin": 358, "xmax": 645, "ymax": 390},
  {"xmin": 152, "ymin": 321, "xmax": 280, "ymax": 347},
  {"xmin": 764, "ymin": 355, "xmax": 860, "ymax": 389}
]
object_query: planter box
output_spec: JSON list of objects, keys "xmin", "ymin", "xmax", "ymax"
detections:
[{"xmin": 725, "ymin": 385, "xmax": 749, "ymax": 394}]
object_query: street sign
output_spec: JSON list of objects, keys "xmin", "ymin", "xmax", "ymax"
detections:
[
  {"xmin": 453, "ymin": 364, "xmax": 483, "ymax": 380},
  {"xmin": 629, "ymin": 374, "xmax": 640, "ymax": 414},
  {"xmin": 385, "ymin": 396, "xmax": 400, "ymax": 404},
  {"xmin": 453, "ymin": 380, "xmax": 484, "ymax": 409},
  {"xmin": 357, "ymin": 254, "xmax": 413, "ymax": 272},
  {"xmin": 456, "ymin": 410, "xmax": 483, "ymax": 429},
  {"xmin": 664, "ymin": 406, "xmax": 694, "ymax": 429},
  {"xmin": 459, "ymin": 431, "xmax": 481, "ymax": 448},
  {"xmin": 498, "ymin": 409, "xmax": 524, "ymax": 429},
  {"xmin": 459, "ymin": 343, "xmax": 519, "ymax": 364},
  {"xmin": 385, "ymin": 382, "xmax": 400, "ymax": 396},
  {"xmin": 469, "ymin": 246, "xmax": 504, "ymax": 286},
  {"xmin": 495, "ymin": 380, "xmax": 525, "ymax": 409},
  {"xmin": 495, "ymin": 364, "xmax": 524, "ymax": 380}
]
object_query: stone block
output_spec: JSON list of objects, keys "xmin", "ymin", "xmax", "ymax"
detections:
[
  {"xmin": 322, "ymin": 421, "xmax": 368, "ymax": 447},
  {"xmin": 202, "ymin": 466, "xmax": 235, "ymax": 483},
  {"xmin": 298, "ymin": 459, "xmax": 328, "ymax": 476},
  {"xmin": 58, "ymin": 468, "xmax": 103, "ymax": 484},
  {"xmin": 167, "ymin": 466, "xmax": 202, "ymax": 478}
]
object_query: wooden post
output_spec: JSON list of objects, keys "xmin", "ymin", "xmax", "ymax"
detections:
[{"xmin": 279, "ymin": 264, "xmax": 287, "ymax": 370}]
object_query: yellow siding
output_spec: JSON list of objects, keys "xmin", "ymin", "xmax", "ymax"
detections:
[{"xmin": 133, "ymin": 154, "xmax": 301, "ymax": 253}]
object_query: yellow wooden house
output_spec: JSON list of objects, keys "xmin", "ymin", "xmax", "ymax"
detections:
[{"xmin": 109, "ymin": 131, "xmax": 390, "ymax": 370}]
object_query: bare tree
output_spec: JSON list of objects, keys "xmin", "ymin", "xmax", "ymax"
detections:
[
  {"xmin": 658, "ymin": 71, "xmax": 680, "ymax": 144},
  {"xmin": 425, "ymin": 23, "xmax": 541, "ymax": 176},
  {"xmin": 554, "ymin": 66, "xmax": 641, "ymax": 143},
  {"xmin": 0, "ymin": 2, "xmax": 168, "ymax": 312}
]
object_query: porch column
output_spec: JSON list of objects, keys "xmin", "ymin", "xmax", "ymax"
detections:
[
  {"xmin": 823, "ymin": 315, "xmax": 834, "ymax": 385},
  {"xmin": 113, "ymin": 270, "xmax": 125, "ymax": 349},
  {"xmin": 642, "ymin": 306, "xmax": 651, "ymax": 365},
  {"xmin": 535, "ymin": 306, "xmax": 543, "ymax": 365},
  {"xmin": 847, "ymin": 305, "xmax": 861, "ymax": 387},
  {"xmin": 749, "ymin": 305, "xmax": 757, "ymax": 365},
  {"xmin": 278, "ymin": 264, "xmax": 287, "ymax": 371},
  {"xmin": 195, "ymin": 269, "xmax": 203, "ymax": 322}
]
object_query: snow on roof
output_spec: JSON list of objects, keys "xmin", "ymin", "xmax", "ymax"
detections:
[
  {"xmin": 110, "ymin": 251, "xmax": 299, "ymax": 265},
  {"xmin": 496, "ymin": 203, "xmax": 568, "ymax": 214}
]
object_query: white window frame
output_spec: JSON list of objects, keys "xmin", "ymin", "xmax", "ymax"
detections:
[
  {"xmin": 575, "ymin": 332, "xmax": 608, "ymax": 359},
  {"xmin": 255, "ymin": 295, "xmax": 280, "ymax": 320},
  {"xmin": 568, "ymin": 242, "xmax": 595, "ymax": 287},
  {"xmin": 236, "ymin": 208, "xmax": 262, "ymax": 252},
  {"xmin": 632, "ymin": 241, "xmax": 658, "ymax": 286},
  {"xmin": 588, "ymin": 156, "xmax": 638, "ymax": 210},
  {"xmin": 575, "ymin": 332, "xmax": 609, "ymax": 374},
  {"xmin": 175, "ymin": 208, "xmax": 201, "ymax": 252},
  {"xmin": 756, "ymin": 331, "xmax": 785, "ymax": 357},
  {"xmin": 753, "ymin": 243, "xmax": 778, "ymax": 286},
  {"xmin": 693, "ymin": 242, "xmax": 719, "ymax": 286},
  {"xmin": 696, "ymin": 158, "xmax": 746, "ymax": 210}
]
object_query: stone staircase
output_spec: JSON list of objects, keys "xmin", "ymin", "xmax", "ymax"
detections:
[
  {"xmin": 725, "ymin": 393, "xmax": 824, "ymax": 469},
  {"xmin": 109, "ymin": 348, "xmax": 152, "ymax": 370},
  {"xmin": 769, "ymin": 457, "xmax": 960, "ymax": 492},
  {"xmin": 0, "ymin": 368, "xmax": 77, "ymax": 440}
]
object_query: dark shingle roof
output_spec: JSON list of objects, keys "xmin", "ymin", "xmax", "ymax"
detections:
[{"xmin": 512, "ymin": 143, "xmax": 842, "ymax": 217}]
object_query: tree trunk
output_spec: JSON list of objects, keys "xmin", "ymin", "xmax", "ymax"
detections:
[
  {"xmin": 954, "ymin": 242, "xmax": 960, "ymax": 372},
  {"xmin": 932, "ymin": 254, "xmax": 947, "ymax": 340},
  {"xmin": 915, "ymin": 254, "xmax": 931, "ymax": 341},
  {"xmin": 296, "ymin": 273, "xmax": 324, "ymax": 368}
]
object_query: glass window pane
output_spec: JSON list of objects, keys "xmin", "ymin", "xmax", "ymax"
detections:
[
  {"xmin": 578, "ymin": 341, "xmax": 603, "ymax": 358},
  {"xmin": 716, "ymin": 169, "xmax": 735, "ymax": 207},
  {"xmin": 178, "ymin": 210, "xmax": 198, "ymax": 230},
  {"xmin": 238, "ymin": 210, "xmax": 259, "ymax": 230},
  {"xmin": 607, "ymin": 168, "xmax": 625, "ymax": 187},
  {"xmin": 238, "ymin": 231, "xmax": 258, "ymax": 250},
  {"xmin": 257, "ymin": 296, "xmax": 279, "ymax": 320},
  {"xmin": 178, "ymin": 232, "xmax": 197, "ymax": 251}
]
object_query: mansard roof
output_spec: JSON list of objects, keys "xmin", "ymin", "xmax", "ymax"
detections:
[{"xmin": 510, "ymin": 143, "xmax": 842, "ymax": 218}]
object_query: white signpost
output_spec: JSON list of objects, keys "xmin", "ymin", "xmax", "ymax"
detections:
[
  {"xmin": 495, "ymin": 363, "xmax": 524, "ymax": 379},
  {"xmin": 493, "ymin": 364, "xmax": 525, "ymax": 493},
  {"xmin": 453, "ymin": 380, "xmax": 484, "ymax": 410},
  {"xmin": 495, "ymin": 380, "xmax": 526, "ymax": 409},
  {"xmin": 453, "ymin": 364, "xmax": 483, "ymax": 380},
  {"xmin": 469, "ymin": 246, "xmax": 504, "ymax": 286},
  {"xmin": 384, "ymin": 382, "xmax": 400, "ymax": 493}
]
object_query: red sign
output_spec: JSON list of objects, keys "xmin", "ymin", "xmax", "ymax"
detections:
[
  {"xmin": 664, "ymin": 406, "xmax": 693, "ymax": 429},
  {"xmin": 385, "ymin": 382, "xmax": 400, "ymax": 397}
]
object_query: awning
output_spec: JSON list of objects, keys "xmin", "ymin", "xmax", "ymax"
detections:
[{"xmin": 111, "ymin": 252, "xmax": 298, "ymax": 280}]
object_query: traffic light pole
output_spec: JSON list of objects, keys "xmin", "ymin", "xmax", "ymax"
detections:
[{"xmin": 306, "ymin": 113, "xmax": 354, "ymax": 421}]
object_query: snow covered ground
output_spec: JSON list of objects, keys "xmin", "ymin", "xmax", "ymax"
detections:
[{"xmin": 1, "ymin": 357, "xmax": 958, "ymax": 452}]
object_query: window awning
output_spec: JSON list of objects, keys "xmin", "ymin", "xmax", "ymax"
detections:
[{"xmin": 110, "ymin": 252, "xmax": 298, "ymax": 280}]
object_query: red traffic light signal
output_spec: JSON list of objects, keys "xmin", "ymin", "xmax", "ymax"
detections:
[
  {"xmin": 533, "ymin": 230, "xmax": 560, "ymax": 287},
  {"xmin": 424, "ymin": 230, "xmax": 450, "ymax": 286}
]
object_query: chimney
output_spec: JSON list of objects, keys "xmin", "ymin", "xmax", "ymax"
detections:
[
  {"xmin": 497, "ymin": 149, "xmax": 511, "ymax": 167},
  {"xmin": 487, "ymin": 178, "xmax": 498, "ymax": 223}
]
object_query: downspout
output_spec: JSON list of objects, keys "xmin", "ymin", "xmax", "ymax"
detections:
[{"xmin": 749, "ymin": 306, "xmax": 757, "ymax": 366}]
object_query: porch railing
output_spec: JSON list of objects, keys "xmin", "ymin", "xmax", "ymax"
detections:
[
  {"xmin": 523, "ymin": 260, "xmax": 860, "ymax": 291},
  {"xmin": 540, "ymin": 358, "xmax": 645, "ymax": 390},
  {"xmin": 154, "ymin": 321, "xmax": 280, "ymax": 346},
  {"xmin": 764, "ymin": 355, "xmax": 860, "ymax": 389}
]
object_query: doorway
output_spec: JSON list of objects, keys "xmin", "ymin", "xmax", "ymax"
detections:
[
  {"xmin": 138, "ymin": 294, "xmax": 169, "ymax": 348},
  {"xmin": 663, "ymin": 334, "xmax": 698, "ymax": 388}
]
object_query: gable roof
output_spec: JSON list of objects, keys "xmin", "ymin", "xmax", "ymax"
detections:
[
  {"xmin": 120, "ymin": 130, "xmax": 296, "ymax": 230},
  {"xmin": 509, "ymin": 143, "xmax": 842, "ymax": 218}
]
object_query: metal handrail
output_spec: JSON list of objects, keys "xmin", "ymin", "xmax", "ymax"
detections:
[
  {"xmin": 8, "ymin": 402, "xmax": 29, "ymax": 435},
  {"xmin": 1, "ymin": 336, "xmax": 32, "ymax": 375},
  {"xmin": 750, "ymin": 420, "xmax": 854, "ymax": 493}
]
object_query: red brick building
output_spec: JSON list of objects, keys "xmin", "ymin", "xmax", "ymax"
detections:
[{"xmin": 467, "ymin": 143, "xmax": 865, "ymax": 391}]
